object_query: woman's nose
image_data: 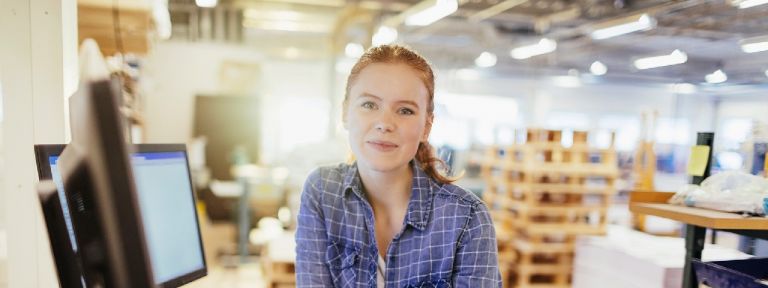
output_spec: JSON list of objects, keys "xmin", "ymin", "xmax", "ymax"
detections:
[{"xmin": 374, "ymin": 112, "xmax": 395, "ymax": 132}]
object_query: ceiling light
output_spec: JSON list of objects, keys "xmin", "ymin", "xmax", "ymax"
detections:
[
  {"xmin": 510, "ymin": 38, "xmax": 557, "ymax": 60},
  {"xmin": 404, "ymin": 0, "xmax": 458, "ymax": 26},
  {"xmin": 670, "ymin": 83, "xmax": 697, "ymax": 94},
  {"xmin": 475, "ymin": 52, "xmax": 497, "ymax": 68},
  {"xmin": 591, "ymin": 13, "xmax": 656, "ymax": 40},
  {"xmin": 551, "ymin": 69, "xmax": 582, "ymax": 87},
  {"xmin": 733, "ymin": 0, "xmax": 768, "ymax": 9},
  {"xmin": 195, "ymin": 0, "xmax": 217, "ymax": 8},
  {"xmin": 740, "ymin": 35, "xmax": 768, "ymax": 53},
  {"xmin": 633, "ymin": 49, "xmax": 687, "ymax": 70},
  {"xmin": 765, "ymin": 69, "xmax": 768, "ymax": 78},
  {"xmin": 590, "ymin": 61, "xmax": 607, "ymax": 75},
  {"xmin": 345, "ymin": 43, "xmax": 365, "ymax": 58},
  {"xmin": 705, "ymin": 69, "xmax": 727, "ymax": 84},
  {"xmin": 372, "ymin": 26, "xmax": 398, "ymax": 46}
]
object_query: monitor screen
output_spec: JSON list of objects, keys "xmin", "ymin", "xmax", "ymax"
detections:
[{"xmin": 36, "ymin": 144, "xmax": 207, "ymax": 287}]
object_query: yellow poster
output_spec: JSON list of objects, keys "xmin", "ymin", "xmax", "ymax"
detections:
[{"xmin": 687, "ymin": 145, "xmax": 710, "ymax": 177}]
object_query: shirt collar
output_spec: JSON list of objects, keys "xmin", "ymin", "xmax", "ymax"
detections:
[{"xmin": 342, "ymin": 161, "xmax": 433, "ymax": 231}]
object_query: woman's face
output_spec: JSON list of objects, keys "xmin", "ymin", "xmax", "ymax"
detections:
[{"xmin": 345, "ymin": 62, "xmax": 432, "ymax": 174}]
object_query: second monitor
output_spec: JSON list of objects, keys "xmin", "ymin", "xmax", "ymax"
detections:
[{"xmin": 35, "ymin": 144, "xmax": 207, "ymax": 287}]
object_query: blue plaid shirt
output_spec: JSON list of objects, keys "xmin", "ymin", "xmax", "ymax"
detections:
[{"xmin": 296, "ymin": 161, "xmax": 501, "ymax": 287}]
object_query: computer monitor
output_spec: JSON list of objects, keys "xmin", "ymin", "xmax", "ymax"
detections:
[
  {"xmin": 35, "ymin": 144, "xmax": 208, "ymax": 287},
  {"xmin": 35, "ymin": 79, "xmax": 205, "ymax": 287}
]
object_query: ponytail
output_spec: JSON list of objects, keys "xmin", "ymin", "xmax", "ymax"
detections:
[{"xmin": 415, "ymin": 142, "xmax": 456, "ymax": 184}]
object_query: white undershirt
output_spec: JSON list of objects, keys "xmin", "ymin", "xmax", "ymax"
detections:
[{"xmin": 377, "ymin": 255, "xmax": 386, "ymax": 288}]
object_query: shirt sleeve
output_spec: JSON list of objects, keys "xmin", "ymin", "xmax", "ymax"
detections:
[
  {"xmin": 295, "ymin": 170, "xmax": 334, "ymax": 287},
  {"xmin": 452, "ymin": 202, "xmax": 502, "ymax": 288}
]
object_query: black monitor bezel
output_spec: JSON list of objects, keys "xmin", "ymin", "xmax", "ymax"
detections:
[{"xmin": 34, "ymin": 143, "xmax": 208, "ymax": 288}]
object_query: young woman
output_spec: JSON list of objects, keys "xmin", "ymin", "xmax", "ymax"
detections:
[{"xmin": 296, "ymin": 45, "xmax": 500, "ymax": 287}]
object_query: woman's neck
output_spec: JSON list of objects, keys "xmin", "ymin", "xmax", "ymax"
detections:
[{"xmin": 358, "ymin": 162, "xmax": 412, "ymax": 211}]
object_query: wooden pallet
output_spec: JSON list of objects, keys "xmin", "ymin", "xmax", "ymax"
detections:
[
  {"xmin": 486, "ymin": 129, "xmax": 620, "ymax": 287},
  {"xmin": 509, "ymin": 250, "xmax": 573, "ymax": 288},
  {"xmin": 261, "ymin": 257, "xmax": 296, "ymax": 288},
  {"xmin": 261, "ymin": 234, "xmax": 297, "ymax": 288},
  {"xmin": 499, "ymin": 233, "xmax": 577, "ymax": 287}
]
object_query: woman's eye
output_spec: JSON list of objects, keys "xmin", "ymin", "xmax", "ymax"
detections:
[
  {"xmin": 398, "ymin": 107, "xmax": 415, "ymax": 115},
  {"xmin": 361, "ymin": 102, "xmax": 376, "ymax": 109}
]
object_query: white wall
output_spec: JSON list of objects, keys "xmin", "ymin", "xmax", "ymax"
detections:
[
  {"xmin": 0, "ymin": 69, "xmax": 4, "ymax": 230},
  {"xmin": 142, "ymin": 41, "xmax": 334, "ymax": 165},
  {"xmin": 0, "ymin": 67, "xmax": 5, "ymax": 288},
  {"xmin": 0, "ymin": 0, "xmax": 76, "ymax": 286}
]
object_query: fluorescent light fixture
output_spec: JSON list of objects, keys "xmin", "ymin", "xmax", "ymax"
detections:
[
  {"xmin": 345, "ymin": 43, "xmax": 365, "ymax": 58},
  {"xmin": 510, "ymin": 38, "xmax": 557, "ymax": 60},
  {"xmin": 404, "ymin": 0, "xmax": 458, "ymax": 26},
  {"xmin": 552, "ymin": 69, "xmax": 582, "ymax": 88},
  {"xmin": 590, "ymin": 61, "xmax": 607, "ymax": 75},
  {"xmin": 733, "ymin": 0, "xmax": 768, "ymax": 9},
  {"xmin": 705, "ymin": 69, "xmax": 727, "ymax": 84},
  {"xmin": 670, "ymin": 83, "xmax": 697, "ymax": 94},
  {"xmin": 475, "ymin": 52, "xmax": 497, "ymax": 68},
  {"xmin": 195, "ymin": 0, "xmax": 217, "ymax": 8},
  {"xmin": 591, "ymin": 13, "xmax": 656, "ymax": 40},
  {"xmin": 765, "ymin": 69, "xmax": 768, "ymax": 78},
  {"xmin": 372, "ymin": 26, "xmax": 398, "ymax": 46},
  {"xmin": 740, "ymin": 35, "xmax": 768, "ymax": 53},
  {"xmin": 633, "ymin": 49, "xmax": 687, "ymax": 70}
]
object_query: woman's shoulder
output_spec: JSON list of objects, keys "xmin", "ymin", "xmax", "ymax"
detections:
[
  {"xmin": 303, "ymin": 162, "xmax": 354, "ymax": 196},
  {"xmin": 306, "ymin": 162, "xmax": 350, "ymax": 180},
  {"xmin": 431, "ymin": 181, "xmax": 485, "ymax": 208}
]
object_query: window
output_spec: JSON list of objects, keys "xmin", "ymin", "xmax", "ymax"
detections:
[
  {"xmin": 546, "ymin": 112, "xmax": 590, "ymax": 131},
  {"xmin": 433, "ymin": 93, "xmax": 519, "ymax": 148},
  {"xmin": 718, "ymin": 118, "xmax": 753, "ymax": 150},
  {"xmin": 655, "ymin": 117, "xmax": 691, "ymax": 145},
  {"xmin": 276, "ymin": 96, "xmax": 329, "ymax": 157},
  {"xmin": 598, "ymin": 115, "xmax": 640, "ymax": 151}
]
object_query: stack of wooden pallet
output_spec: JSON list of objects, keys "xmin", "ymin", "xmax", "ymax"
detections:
[{"xmin": 482, "ymin": 129, "xmax": 619, "ymax": 288}]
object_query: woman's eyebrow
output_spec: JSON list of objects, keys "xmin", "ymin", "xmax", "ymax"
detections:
[
  {"xmin": 359, "ymin": 92, "xmax": 382, "ymax": 100},
  {"xmin": 397, "ymin": 100, "xmax": 419, "ymax": 109},
  {"xmin": 360, "ymin": 93, "xmax": 420, "ymax": 108}
]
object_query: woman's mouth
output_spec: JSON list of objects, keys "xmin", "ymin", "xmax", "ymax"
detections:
[{"xmin": 367, "ymin": 140, "xmax": 398, "ymax": 152}]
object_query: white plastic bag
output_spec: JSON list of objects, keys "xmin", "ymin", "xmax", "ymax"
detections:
[{"xmin": 668, "ymin": 171, "xmax": 768, "ymax": 215}]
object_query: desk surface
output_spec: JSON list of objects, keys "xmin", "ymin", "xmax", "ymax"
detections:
[{"xmin": 630, "ymin": 203, "xmax": 768, "ymax": 230}]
